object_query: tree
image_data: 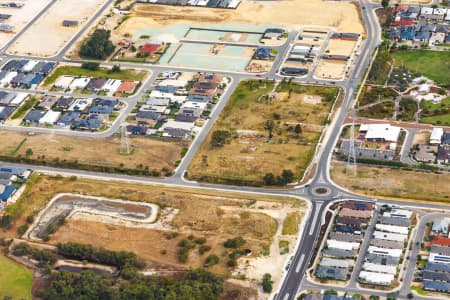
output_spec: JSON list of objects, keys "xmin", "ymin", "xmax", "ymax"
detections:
[
  {"xmin": 381, "ymin": 0, "xmax": 389, "ymax": 9},
  {"xmin": 204, "ymin": 254, "xmax": 219, "ymax": 266},
  {"xmin": 81, "ymin": 62, "xmax": 100, "ymax": 70},
  {"xmin": 262, "ymin": 273, "xmax": 273, "ymax": 293},
  {"xmin": 263, "ymin": 173, "xmax": 276, "ymax": 185},
  {"xmin": 0, "ymin": 215, "xmax": 11, "ymax": 229},
  {"xmin": 280, "ymin": 169, "xmax": 295, "ymax": 185},
  {"xmin": 210, "ymin": 130, "xmax": 231, "ymax": 147},
  {"xmin": 294, "ymin": 124, "xmax": 302, "ymax": 134},
  {"xmin": 79, "ymin": 29, "xmax": 115, "ymax": 60},
  {"xmin": 25, "ymin": 148, "xmax": 33, "ymax": 156},
  {"xmin": 407, "ymin": 293, "xmax": 414, "ymax": 299},
  {"xmin": 223, "ymin": 237, "xmax": 246, "ymax": 248},
  {"xmin": 264, "ymin": 120, "xmax": 275, "ymax": 139},
  {"xmin": 111, "ymin": 65, "xmax": 121, "ymax": 73}
]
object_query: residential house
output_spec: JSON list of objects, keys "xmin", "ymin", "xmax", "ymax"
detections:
[
  {"xmin": 263, "ymin": 28, "xmax": 285, "ymax": 40},
  {"xmin": 0, "ymin": 91, "xmax": 16, "ymax": 106},
  {"xmin": 429, "ymin": 32, "xmax": 446, "ymax": 45},
  {"xmin": 359, "ymin": 124, "xmax": 401, "ymax": 143},
  {"xmin": 163, "ymin": 127, "xmax": 191, "ymax": 139},
  {"xmin": 37, "ymin": 95, "xmax": 58, "ymax": 110},
  {"xmin": 0, "ymin": 106, "xmax": 15, "ymax": 122},
  {"xmin": 102, "ymin": 79, "xmax": 122, "ymax": 96},
  {"xmin": 31, "ymin": 61, "xmax": 55, "ymax": 74},
  {"xmin": 432, "ymin": 218, "xmax": 450, "ymax": 234},
  {"xmin": 430, "ymin": 128, "xmax": 444, "ymax": 144},
  {"xmin": 23, "ymin": 109, "xmax": 45, "ymax": 124},
  {"xmin": 2, "ymin": 60, "xmax": 28, "ymax": 72},
  {"xmin": 339, "ymin": 208, "xmax": 372, "ymax": 219},
  {"xmin": 253, "ymin": 47, "xmax": 272, "ymax": 60},
  {"xmin": 68, "ymin": 98, "xmax": 93, "ymax": 112},
  {"xmin": 359, "ymin": 271, "xmax": 395, "ymax": 285},
  {"xmin": 94, "ymin": 98, "xmax": 119, "ymax": 109},
  {"xmin": 55, "ymin": 96, "xmax": 74, "ymax": 110},
  {"xmin": 315, "ymin": 266, "xmax": 349, "ymax": 281},
  {"xmin": 370, "ymin": 239, "xmax": 404, "ymax": 249},
  {"xmin": 140, "ymin": 43, "xmax": 161, "ymax": 55},
  {"xmin": 10, "ymin": 73, "xmax": 35, "ymax": 88},
  {"xmin": 437, "ymin": 146, "xmax": 450, "ymax": 164},
  {"xmin": 89, "ymin": 105, "xmax": 113, "ymax": 116},
  {"xmin": 322, "ymin": 248, "xmax": 356, "ymax": 259},
  {"xmin": 126, "ymin": 125, "xmax": 148, "ymax": 135},
  {"xmin": 54, "ymin": 76, "xmax": 74, "ymax": 90},
  {"xmin": 85, "ymin": 78, "xmax": 107, "ymax": 92},
  {"xmin": 329, "ymin": 232, "xmax": 362, "ymax": 243},
  {"xmin": 39, "ymin": 110, "xmax": 61, "ymax": 126},
  {"xmin": 135, "ymin": 111, "xmax": 162, "ymax": 128},
  {"xmin": 69, "ymin": 77, "xmax": 91, "ymax": 91},
  {"xmin": 57, "ymin": 111, "xmax": 80, "ymax": 128},
  {"xmin": 115, "ymin": 81, "xmax": 138, "ymax": 96},
  {"xmin": 73, "ymin": 114, "xmax": 102, "ymax": 131}
]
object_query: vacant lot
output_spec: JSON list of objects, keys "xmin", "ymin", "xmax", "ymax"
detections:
[
  {"xmin": 116, "ymin": 0, "xmax": 364, "ymax": 35},
  {"xmin": 9, "ymin": 0, "xmax": 106, "ymax": 56},
  {"xmin": 0, "ymin": 253, "xmax": 32, "ymax": 300},
  {"xmin": 188, "ymin": 80, "xmax": 339, "ymax": 186},
  {"xmin": 331, "ymin": 160, "xmax": 450, "ymax": 203},
  {"xmin": 2, "ymin": 175, "xmax": 305, "ymax": 277},
  {"xmin": 42, "ymin": 65, "xmax": 148, "ymax": 87},
  {"xmin": 0, "ymin": 130, "xmax": 188, "ymax": 175},
  {"xmin": 391, "ymin": 50, "xmax": 450, "ymax": 86}
]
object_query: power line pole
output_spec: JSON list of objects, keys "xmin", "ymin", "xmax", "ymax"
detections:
[
  {"xmin": 346, "ymin": 118, "xmax": 357, "ymax": 176},
  {"xmin": 120, "ymin": 123, "xmax": 130, "ymax": 155}
]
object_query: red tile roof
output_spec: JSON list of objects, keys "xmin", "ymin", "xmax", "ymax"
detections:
[
  {"xmin": 140, "ymin": 43, "xmax": 160, "ymax": 54},
  {"xmin": 396, "ymin": 5, "xmax": 409, "ymax": 12},
  {"xmin": 116, "ymin": 81, "xmax": 138, "ymax": 94},
  {"xmin": 392, "ymin": 20, "xmax": 415, "ymax": 26},
  {"xmin": 432, "ymin": 237, "xmax": 450, "ymax": 247}
]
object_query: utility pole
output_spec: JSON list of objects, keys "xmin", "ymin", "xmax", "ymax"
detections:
[{"xmin": 120, "ymin": 123, "xmax": 130, "ymax": 155}]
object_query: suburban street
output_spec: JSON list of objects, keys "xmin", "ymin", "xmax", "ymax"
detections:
[{"xmin": 0, "ymin": 0, "xmax": 447, "ymax": 299}]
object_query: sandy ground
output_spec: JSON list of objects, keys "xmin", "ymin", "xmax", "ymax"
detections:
[
  {"xmin": 326, "ymin": 39, "xmax": 357, "ymax": 56},
  {"xmin": 412, "ymin": 130, "xmax": 431, "ymax": 145},
  {"xmin": 315, "ymin": 60, "xmax": 347, "ymax": 80},
  {"xmin": 8, "ymin": 0, "xmax": 107, "ymax": 56},
  {"xmin": 0, "ymin": 0, "xmax": 51, "ymax": 49},
  {"xmin": 116, "ymin": 0, "xmax": 364, "ymax": 36}
]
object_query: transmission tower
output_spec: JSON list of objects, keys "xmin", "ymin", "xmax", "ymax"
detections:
[
  {"xmin": 120, "ymin": 124, "xmax": 130, "ymax": 155},
  {"xmin": 346, "ymin": 119, "xmax": 357, "ymax": 176}
]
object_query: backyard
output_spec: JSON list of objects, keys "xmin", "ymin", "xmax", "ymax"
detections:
[
  {"xmin": 331, "ymin": 160, "xmax": 450, "ymax": 203},
  {"xmin": 0, "ymin": 253, "xmax": 32, "ymax": 300},
  {"xmin": 187, "ymin": 80, "xmax": 339, "ymax": 186}
]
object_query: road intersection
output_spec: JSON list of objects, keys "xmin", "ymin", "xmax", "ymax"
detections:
[{"xmin": 0, "ymin": 0, "xmax": 446, "ymax": 299}]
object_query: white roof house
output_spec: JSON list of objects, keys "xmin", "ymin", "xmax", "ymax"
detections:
[
  {"xmin": 149, "ymin": 90, "xmax": 175, "ymax": 99},
  {"xmin": 360, "ymin": 124, "xmax": 401, "ymax": 142},
  {"xmin": 54, "ymin": 76, "xmax": 74, "ymax": 89},
  {"xmin": 368, "ymin": 246, "xmax": 402, "ymax": 257},
  {"xmin": 182, "ymin": 101, "xmax": 207, "ymax": 110},
  {"xmin": 430, "ymin": 128, "xmax": 444, "ymax": 144},
  {"xmin": 320, "ymin": 258, "xmax": 355, "ymax": 268},
  {"xmin": 69, "ymin": 77, "xmax": 91, "ymax": 91},
  {"xmin": 68, "ymin": 98, "xmax": 93, "ymax": 112},
  {"xmin": 160, "ymin": 120, "xmax": 195, "ymax": 132},
  {"xmin": 373, "ymin": 231, "xmax": 407, "ymax": 242},
  {"xmin": 376, "ymin": 224, "xmax": 409, "ymax": 235},
  {"xmin": 102, "ymin": 79, "xmax": 122, "ymax": 95},
  {"xmin": 383, "ymin": 209, "xmax": 412, "ymax": 219},
  {"xmin": 326, "ymin": 239, "xmax": 360, "ymax": 251},
  {"xmin": 432, "ymin": 218, "xmax": 450, "ymax": 233},
  {"xmin": 429, "ymin": 252, "xmax": 450, "ymax": 264},
  {"xmin": 0, "ymin": 71, "xmax": 17, "ymax": 85},
  {"xmin": 362, "ymin": 262, "xmax": 397, "ymax": 274},
  {"xmin": 10, "ymin": 93, "xmax": 28, "ymax": 106},
  {"xmin": 433, "ymin": 8, "xmax": 447, "ymax": 15},
  {"xmin": 359, "ymin": 271, "xmax": 395, "ymax": 285},
  {"xmin": 39, "ymin": 110, "xmax": 61, "ymax": 125},
  {"xmin": 22, "ymin": 60, "xmax": 38, "ymax": 72},
  {"xmin": 421, "ymin": 7, "xmax": 434, "ymax": 15},
  {"xmin": 228, "ymin": 0, "xmax": 240, "ymax": 9}
]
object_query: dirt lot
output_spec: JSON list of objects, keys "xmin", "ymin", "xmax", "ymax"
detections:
[
  {"xmin": 412, "ymin": 130, "xmax": 431, "ymax": 145},
  {"xmin": 0, "ymin": 130, "xmax": 188, "ymax": 173},
  {"xmin": 326, "ymin": 39, "xmax": 357, "ymax": 56},
  {"xmin": 0, "ymin": 0, "xmax": 51, "ymax": 49},
  {"xmin": 2, "ymin": 174, "xmax": 306, "ymax": 280},
  {"xmin": 8, "ymin": 0, "xmax": 107, "ymax": 56},
  {"xmin": 116, "ymin": 0, "xmax": 364, "ymax": 35},
  {"xmin": 331, "ymin": 160, "xmax": 450, "ymax": 203},
  {"xmin": 188, "ymin": 81, "xmax": 339, "ymax": 186},
  {"xmin": 315, "ymin": 60, "xmax": 347, "ymax": 80}
]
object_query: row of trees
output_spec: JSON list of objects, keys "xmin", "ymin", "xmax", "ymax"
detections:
[
  {"xmin": 79, "ymin": 29, "xmax": 115, "ymax": 60},
  {"xmin": 39, "ymin": 269, "xmax": 224, "ymax": 300},
  {"xmin": 262, "ymin": 169, "xmax": 295, "ymax": 186},
  {"xmin": 57, "ymin": 242, "xmax": 145, "ymax": 270}
]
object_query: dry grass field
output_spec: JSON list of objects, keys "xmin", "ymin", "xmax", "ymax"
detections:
[
  {"xmin": 2, "ymin": 175, "xmax": 305, "ymax": 278},
  {"xmin": 187, "ymin": 81, "xmax": 339, "ymax": 186},
  {"xmin": 331, "ymin": 160, "xmax": 450, "ymax": 203},
  {"xmin": 9, "ymin": 0, "xmax": 106, "ymax": 56},
  {"xmin": 117, "ymin": 0, "xmax": 364, "ymax": 34},
  {"xmin": 0, "ymin": 130, "xmax": 188, "ymax": 174}
]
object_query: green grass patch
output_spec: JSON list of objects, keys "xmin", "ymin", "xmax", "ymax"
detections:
[
  {"xmin": 420, "ymin": 114, "xmax": 450, "ymax": 126},
  {"xmin": 411, "ymin": 286, "xmax": 427, "ymax": 296},
  {"xmin": 44, "ymin": 66, "xmax": 148, "ymax": 86},
  {"xmin": 420, "ymin": 97, "xmax": 450, "ymax": 125},
  {"xmin": 282, "ymin": 212, "xmax": 301, "ymax": 235},
  {"xmin": 391, "ymin": 50, "xmax": 450, "ymax": 86},
  {"xmin": 11, "ymin": 96, "xmax": 39, "ymax": 120},
  {"xmin": 5, "ymin": 173, "xmax": 40, "ymax": 221},
  {"xmin": 0, "ymin": 253, "xmax": 32, "ymax": 300}
]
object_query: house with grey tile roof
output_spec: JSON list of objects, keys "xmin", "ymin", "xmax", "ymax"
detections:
[
  {"xmin": 329, "ymin": 232, "xmax": 362, "ymax": 243},
  {"xmin": 380, "ymin": 216, "xmax": 411, "ymax": 227},
  {"xmin": 315, "ymin": 266, "xmax": 349, "ymax": 281},
  {"xmin": 365, "ymin": 253, "xmax": 400, "ymax": 265},
  {"xmin": 322, "ymin": 248, "xmax": 356, "ymax": 259},
  {"xmin": 431, "ymin": 245, "xmax": 450, "ymax": 257},
  {"xmin": 370, "ymin": 238, "xmax": 404, "ymax": 249}
]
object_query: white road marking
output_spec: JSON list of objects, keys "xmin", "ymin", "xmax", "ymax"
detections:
[
  {"xmin": 309, "ymin": 205, "xmax": 321, "ymax": 235},
  {"xmin": 283, "ymin": 294, "xmax": 290, "ymax": 300},
  {"xmin": 295, "ymin": 254, "xmax": 305, "ymax": 273}
]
